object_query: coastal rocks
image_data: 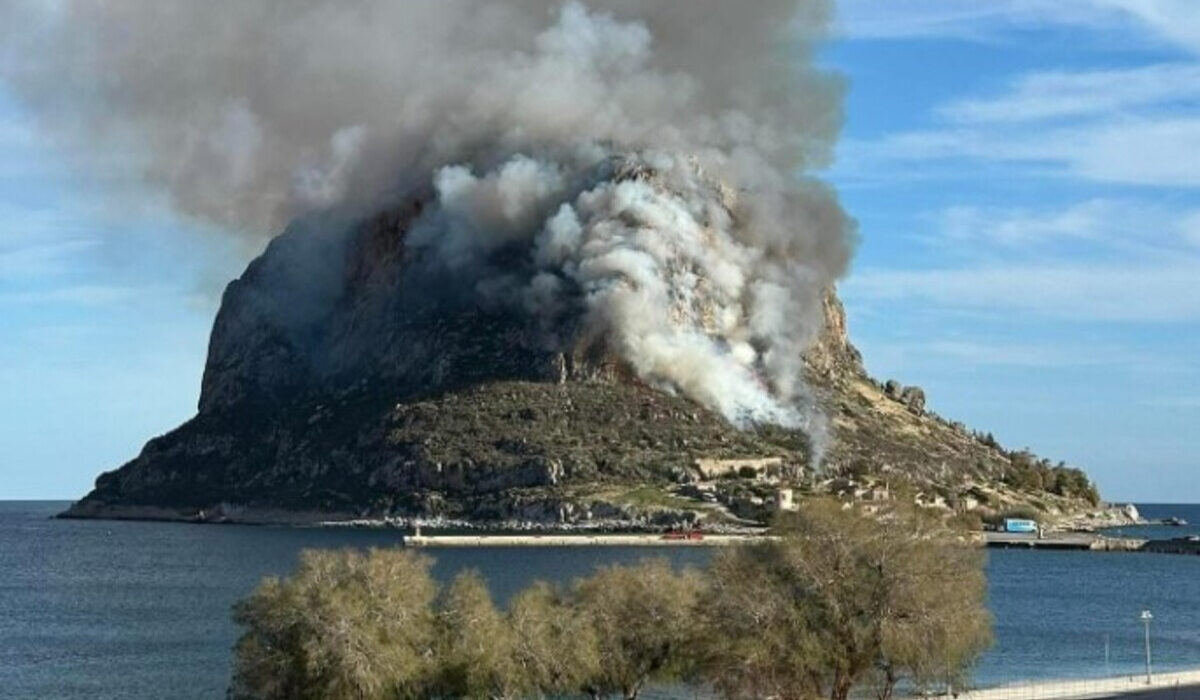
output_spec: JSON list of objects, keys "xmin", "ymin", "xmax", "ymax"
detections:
[
  {"xmin": 1052, "ymin": 503, "xmax": 1145, "ymax": 531},
  {"xmin": 882, "ymin": 380, "xmax": 926, "ymax": 415},
  {"xmin": 899, "ymin": 386, "xmax": 926, "ymax": 415}
]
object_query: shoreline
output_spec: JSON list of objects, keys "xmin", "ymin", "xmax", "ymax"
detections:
[
  {"xmin": 55, "ymin": 503, "xmax": 1200, "ymax": 554},
  {"xmin": 55, "ymin": 502, "xmax": 769, "ymax": 535}
]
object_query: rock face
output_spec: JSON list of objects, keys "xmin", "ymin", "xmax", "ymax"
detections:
[{"xmin": 64, "ymin": 206, "xmax": 1096, "ymax": 525}]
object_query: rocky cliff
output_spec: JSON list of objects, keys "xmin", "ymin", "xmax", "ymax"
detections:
[{"xmin": 64, "ymin": 194, "xmax": 1101, "ymax": 528}]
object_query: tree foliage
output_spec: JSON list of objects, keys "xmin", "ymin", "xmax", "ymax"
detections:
[
  {"xmin": 508, "ymin": 580, "xmax": 601, "ymax": 697},
  {"xmin": 231, "ymin": 509, "xmax": 991, "ymax": 700},
  {"xmin": 1004, "ymin": 452, "xmax": 1100, "ymax": 505},
  {"xmin": 698, "ymin": 544, "xmax": 827, "ymax": 699},
  {"xmin": 230, "ymin": 548, "xmax": 438, "ymax": 700},
  {"xmin": 434, "ymin": 570, "xmax": 525, "ymax": 699},
  {"xmin": 698, "ymin": 501, "xmax": 991, "ymax": 700},
  {"xmin": 573, "ymin": 559, "xmax": 702, "ymax": 700}
]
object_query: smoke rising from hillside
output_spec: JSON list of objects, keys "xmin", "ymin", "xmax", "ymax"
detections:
[{"xmin": 0, "ymin": 1, "xmax": 855, "ymax": 438}]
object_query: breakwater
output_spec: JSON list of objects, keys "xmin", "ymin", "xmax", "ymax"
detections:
[
  {"xmin": 983, "ymin": 531, "xmax": 1200, "ymax": 555},
  {"xmin": 404, "ymin": 533, "xmax": 766, "ymax": 548},
  {"xmin": 983, "ymin": 532, "xmax": 1146, "ymax": 551},
  {"xmin": 406, "ymin": 531, "xmax": 1199, "ymax": 554}
]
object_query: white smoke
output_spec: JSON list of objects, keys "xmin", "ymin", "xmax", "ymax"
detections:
[
  {"xmin": 0, "ymin": 1, "xmax": 856, "ymax": 443},
  {"xmin": 416, "ymin": 144, "xmax": 837, "ymax": 427}
]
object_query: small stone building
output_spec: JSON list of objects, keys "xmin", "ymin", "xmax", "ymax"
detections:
[{"xmin": 693, "ymin": 456, "xmax": 784, "ymax": 480}]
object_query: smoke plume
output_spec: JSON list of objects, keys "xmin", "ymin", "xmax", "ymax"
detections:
[{"xmin": 0, "ymin": 1, "xmax": 855, "ymax": 436}]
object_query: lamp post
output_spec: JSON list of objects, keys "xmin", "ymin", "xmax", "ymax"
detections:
[{"xmin": 1141, "ymin": 610, "xmax": 1154, "ymax": 685}]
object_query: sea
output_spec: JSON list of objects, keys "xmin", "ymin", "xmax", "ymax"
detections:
[{"xmin": 2, "ymin": 501, "xmax": 1200, "ymax": 700}]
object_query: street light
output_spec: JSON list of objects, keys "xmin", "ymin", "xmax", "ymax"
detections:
[{"xmin": 1141, "ymin": 609, "xmax": 1154, "ymax": 685}]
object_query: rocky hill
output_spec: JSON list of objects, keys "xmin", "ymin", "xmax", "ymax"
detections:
[{"xmin": 63, "ymin": 197, "xmax": 1104, "ymax": 529}]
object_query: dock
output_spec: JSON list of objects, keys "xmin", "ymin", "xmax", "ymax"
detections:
[
  {"xmin": 404, "ymin": 531, "xmax": 1186, "ymax": 553},
  {"xmin": 404, "ymin": 533, "xmax": 767, "ymax": 548},
  {"xmin": 984, "ymin": 532, "xmax": 1146, "ymax": 551},
  {"xmin": 1141, "ymin": 537, "xmax": 1200, "ymax": 555}
]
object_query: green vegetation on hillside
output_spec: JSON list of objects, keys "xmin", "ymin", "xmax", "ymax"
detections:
[{"xmin": 1002, "ymin": 452, "xmax": 1100, "ymax": 506}]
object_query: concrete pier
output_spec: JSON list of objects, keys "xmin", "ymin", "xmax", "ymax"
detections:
[
  {"xmin": 404, "ymin": 531, "xmax": 1174, "ymax": 552},
  {"xmin": 983, "ymin": 532, "xmax": 1146, "ymax": 551},
  {"xmin": 404, "ymin": 533, "xmax": 767, "ymax": 548}
]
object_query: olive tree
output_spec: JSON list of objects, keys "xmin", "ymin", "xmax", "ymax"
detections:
[
  {"xmin": 699, "ymin": 501, "xmax": 991, "ymax": 700},
  {"xmin": 508, "ymin": 580, "xmax": 601, "ymax": 697},
  {"xmin": 698, "ymin": 545, "xmax": 827, "ymax": 700},
  {"xmin": 434, "ymin": 570, "xmax": 527, "ymax": 699},
  {"xmin": 572, "ymin": 559, "xmax": 703, "ymax": 700},
  {"xmin": 868, "ymin": 510, "xmax": 992, "ymax": 699},
  {"xmin": 230, "ymin": 548, "xmax": 438, "ymax": 700}
]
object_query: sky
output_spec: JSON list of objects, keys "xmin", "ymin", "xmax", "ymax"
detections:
[{"xmin": 0, "ymin": 0, "xmax": 1197, "ymax": 502}]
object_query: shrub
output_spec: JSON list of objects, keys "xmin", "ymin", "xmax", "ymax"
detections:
[
  {"xmin": 699, "ymin": 501, "xmax": 992, "ymax": 700},
  {"xmin": 230, "ymin": 548, "xmax": 438, "ymax": 700},
  {"xmin": 573, "ymin": 559, "xmax": 703, "ymax": 699}
]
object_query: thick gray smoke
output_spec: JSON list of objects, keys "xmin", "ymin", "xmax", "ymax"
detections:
[{"xmin": 0, "ymin": 1, "xmax": 854, "ymax": 442}]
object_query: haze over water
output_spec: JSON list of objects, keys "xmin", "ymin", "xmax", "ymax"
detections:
[{"xmin": 3, "ymin": 501, "xmax": 1200, "ymax": 699}]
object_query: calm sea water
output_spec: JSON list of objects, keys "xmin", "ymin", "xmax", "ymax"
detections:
[{"xmin": 2, "ymin": 501, "xmax": 1199, "ymax": 699}]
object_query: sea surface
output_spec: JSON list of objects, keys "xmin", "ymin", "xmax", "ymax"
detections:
[{"xmin": 2, "ymin": 501, "xmax": 1200, "ymax": 699}]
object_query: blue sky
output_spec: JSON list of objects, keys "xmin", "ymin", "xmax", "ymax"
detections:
[{"xmin": 1, "ymin": 0, "xmax": 1197, "ymax": 502}]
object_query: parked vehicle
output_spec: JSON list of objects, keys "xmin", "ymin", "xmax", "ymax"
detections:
[{"xmin": 1004, "ymin": 518, "xmax": 1038, "ymax": 534}]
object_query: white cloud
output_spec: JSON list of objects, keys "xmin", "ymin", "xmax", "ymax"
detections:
[
  {"xmin": 845, "ymin": 259, "xmax": 1200, "ymax": 322},
  {"xmin": 1066, "ymin": 118, "xmax": 1200, "ymax": 187},
  {"xmin": 834, "ymin": 0, "xmax": 1121, "ymax": 41},
  {"xmin": 0, "ymin": 238, "xmax": 98, "ymax": 279},
  {"xmin": 834, "ymin": 1, "xmax": 1200, "ymax": 188},
  {"xmin": 938, "ymin": 63, "xmax": 1200, "ymax": 124},
  {"xmin": 1092, "ymin": 0, "xmax": 1200, "ymax": 54},
  {"xmin": 0, "ymin": 117, "xmax": 34, "ymax": 149},
  {"xmin": 935, "ymin": 199, "xmax": 1200, "ymax": 254},
  {"xmin": 0, "ymin": 284, "xmax": 137, "ymax": 306},
  {"xmin": 854, "ymin": 198, "xmax": 1200, "ymax": 325},
  {"xmin": 940, "ymin": 200, "xmax": 1111, "ymax": 246},
  {"xmin": 848, "ymin": 115, "xmax": 1200, "ymax": 188},
  {"xmin": 1140, "ymin": 395, "xmax": 1200, "ymax": 409},
  {"xmin": 1181, "ymin": 211, "xmax": 1200, "ymax": 247},
  {"xmin": 918, "ymin": 338, "xmax": 1142, "ymax": 367},
  {"xmin": 836, "ymin": 0, "xmax": 1200, "ymax": 54}
]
